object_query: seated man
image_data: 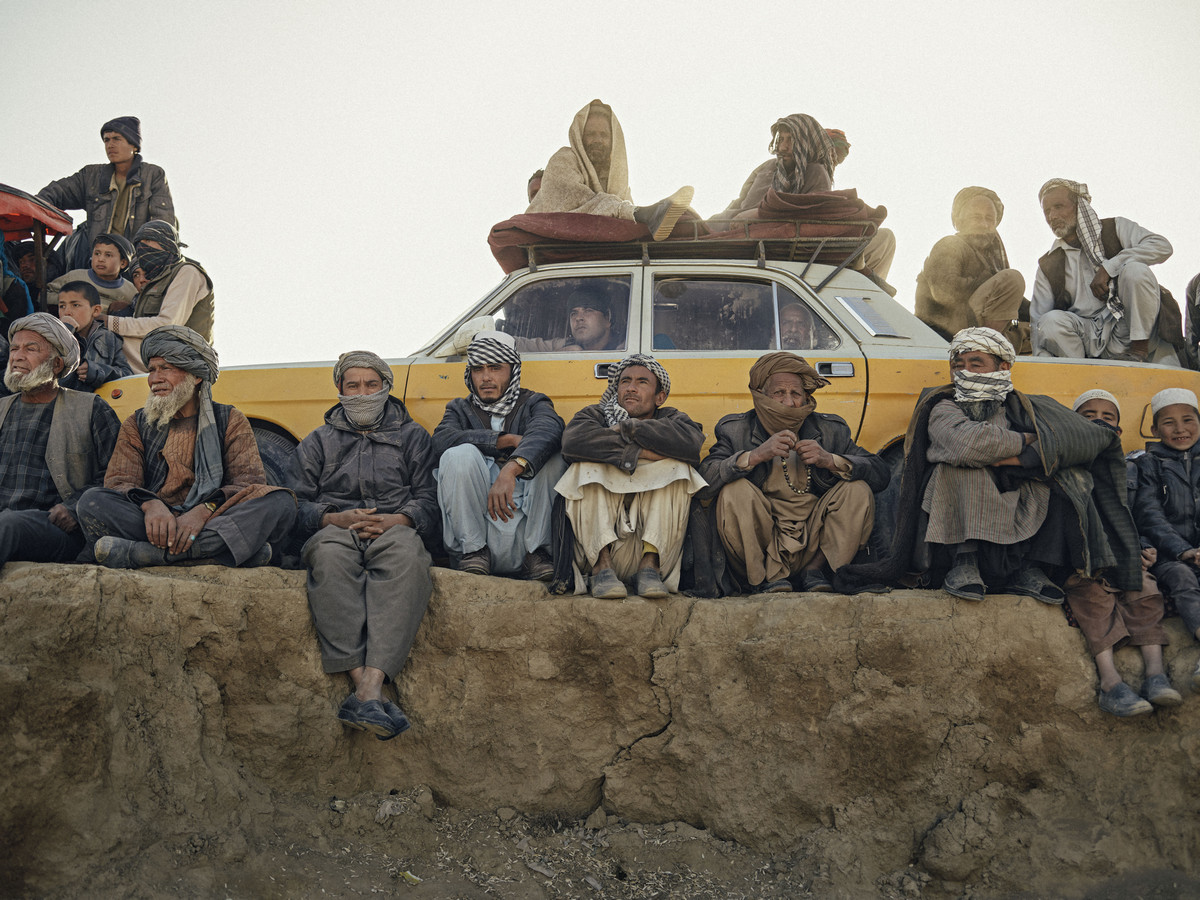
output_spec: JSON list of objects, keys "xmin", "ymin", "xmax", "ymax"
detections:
[
  {"xmin": 56, "ymin": 281, "xmax": 133, "ymax": 391},
  {"xmin": 527, "ymin": 169, "xmax": 544, "ymax": 204},
  {"xmin": 38, "ymin": 117, "xmax": 176, "ymax": 271},
  {"xmin": 846, "ymin": 328, "xmax": 1141, "ymax": 612},
  {"xmin": 1070, "ymin": 389, "xmax": 1178, "ymax": 716},
  {"xmin": 79, "ymin": 326, "xmax": 295, "ymax": 568},
  {"xmin": 513, "ymin": 282, "xmax": 626, "ymax": 353},
  {"xmin": 556, "ymin": 354, "xmax": 706, "ymax": 599},
  {"xmin": 699, "ymin": 352, "xmax": 888, "ymax": 592},
  {"xmin": 289, "ymin": 351, "xmax": 438, "ymax": 740},
  {"xmin": 432, "ymin": 331, "xmax": 565, "ymax": 579},
  {"xmin": 45, "ymin": 233, "xmax": 137, "ymax": 314},
  {"xmin": 1033, "ymin": 179, "xmax": 1174, "ymax": 363},
  {"xmin": 104, "ymin": 221, "xmax": 213, "ymax": 373},
  {"xmin": 915, "ymin": 187, "xmax": 1028, "ymax": 350},
  {"xmin": 778, "ymin": 301, "xmax": 837, "ymax": 352},
  {"xmin": 526, "ymin": 99, "xmax": 693, "ymax": 241},
  {"xmin": 0, "ymin": 313, "xmax": 120, "ymax": 566}
]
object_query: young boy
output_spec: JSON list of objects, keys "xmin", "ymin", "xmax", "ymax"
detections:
[
  {"xmin": 45, "ymin": 233, "xmax": 137, "ymax": 314},
  {"xmin": 56, "ymin": 281, "xmax": 133, "ymax": 390},
  {"xmin": 1134, "ymin": 387, "xmax": 1200, "ymax": 694},
  {"xmin": 1068, "ymin": 389, "xmax": 1180, "ymax": 716}
]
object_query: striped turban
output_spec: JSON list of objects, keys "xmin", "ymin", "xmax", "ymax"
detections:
[
  {"xmin": 600, "ymin": 353, "xmax": 670, "ymax": 426},
  {"xmin": 140, "ymin": 326, "xmax": 222, "ymax": 509},
  {"xmin": 748, "ymin": 351, "xmax": 830, "ymax": 435},
  {"xmin": 465, "ymin": 330, "xmax": 522, "ymax": 417},
  {"xmin": 8, "ymin": 312, "xmax": 80, "ymax": 377},
  {"xmin": 769, "ymin": 114, "xmax": 836, "ymax": 193},
  {"xmin": 1038, "ymin": 179, "xmax": 1123, "ymax": 320},
  {"xmin": 949, "ymin": 327, "xmax": 1015, "ymax": 403},
  {"xmin": 333, "ymin": 350, "xmax": 393, "ymax": 430}
]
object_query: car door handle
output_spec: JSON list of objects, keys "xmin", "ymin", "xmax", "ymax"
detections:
[
  {"xmin": 594, "ymin": 364, "xmax": 612, "ymax": 379},
  {"xmin": 816, "ymin": 362, "xmax": 855, "ymax": 377}
]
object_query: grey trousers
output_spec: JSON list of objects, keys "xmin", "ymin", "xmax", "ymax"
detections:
[
  {"xmin": 301, "ymin": 524, "xmax": 433, "ymax": 680},
  {"xmin": 78, "ymin": 487, "xmax": 297, "ymax": 565},
  {"xmin": 0, "ymin": 509, "xmax": 84, "ymax": 566}
]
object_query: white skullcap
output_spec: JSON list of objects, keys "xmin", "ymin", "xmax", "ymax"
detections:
[
  {"xmin": 1151, "ymin": 388, "xmax": 1199, "ymax": 416},
  {"xmin": 1072, "ymin": 389, "xmax": 1120, "ymax": 417}
]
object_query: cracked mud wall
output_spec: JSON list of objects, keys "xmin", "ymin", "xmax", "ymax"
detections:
[{"xmin": 1, "ymin": 562, "xmax": 1198, "ymax": 896}]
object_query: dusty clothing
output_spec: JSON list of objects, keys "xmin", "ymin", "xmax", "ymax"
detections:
[
  {"xmin": 561, "ymin": 404, "xmax": 704, "ymax": 473},
  {"xmin": 525, "ymin": 100, "xmax": 634, "ymax": 219},
  {"xmin": 37, "ymin": 156, "xmax": 175, "ymax": 263},
  {"xmin": 1065, "ymin": 573, "xmax": 1167, "ymax": 657},
  {"xmin": 714, "ymin": 158, "xmax": 833, "ymax": 221},
  {"xmin": 46, "ymin": 268, "xmax": 137, "ymax": 313},
  {"xmin": 915, "ymin": 234, "xmax": 1026, "ymax": 343},
  {"xmin": 108, "ymin": 259, "xmax": 215, "ymax": 373},
  {"xmin": 59, "ymin": 322, "xmax": 133, "ymax": 391}
]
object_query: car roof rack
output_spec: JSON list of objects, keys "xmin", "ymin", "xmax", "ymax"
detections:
[{"xmin": 521, "ymin": 218, "xmax": 876, "ymax": 292}]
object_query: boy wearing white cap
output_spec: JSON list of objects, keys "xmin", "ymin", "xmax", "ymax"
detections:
[
  {"xmin": 1069, "ymin": 390, "xmax": 1178, "ymax": 716},
  {"xmin": 1133, "ymin": 388, "xmax": 1200, "ymax": 694}
]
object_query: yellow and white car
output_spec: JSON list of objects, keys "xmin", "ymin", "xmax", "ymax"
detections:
[{"xmin": 98, "ymin": 232, "xmax": 1200, "ymax": 483}]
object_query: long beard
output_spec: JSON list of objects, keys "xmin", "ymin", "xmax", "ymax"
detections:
[
  {"xmin": 144, "ymin": 379, "xmax": 196, "ymax": 429},
  {"xmin": 4, "ymin": 359, "xmax": 57, "ymax": 393},
  {"xmin": 957, "ymin": 398, "xmax": 1004, "ymax": 422}
]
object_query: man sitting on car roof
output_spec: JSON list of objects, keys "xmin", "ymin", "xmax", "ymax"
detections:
[
  {"xmin": 1033, "ymin": 179, "xmax": 1176, "ymax": 364},
  {"xmin": 556, "ymin": 354, "xmax": 706, "ymax": 599},
  {"xmin": 432, "ymin": 331, "xmax": 565, "ymax": 581},
  {"xmin": 525, "ymin": 99, "xmax": 693, "ymax": 241},
  {"xmin": 698, "ymin": 352, "xmax": 889, "ymax": 593}
]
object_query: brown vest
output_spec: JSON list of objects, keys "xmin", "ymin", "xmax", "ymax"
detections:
[{"xmin": 134, "ymin": 258, "xmax": 215, "ymax": 343}]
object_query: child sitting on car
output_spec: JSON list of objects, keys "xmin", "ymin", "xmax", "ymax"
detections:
[
  {"xmin": 55, "ymin": 281, "xmax": 132, "ymax": 390},
  {"xmin": 45, "ymin": 233, "xmax": 137, "ymax": 314}
]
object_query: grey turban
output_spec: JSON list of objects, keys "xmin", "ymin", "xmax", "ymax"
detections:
[
  {"xmin": 140, "ymin": 325, "xmax": 220, "ymax": 382},
  {"xmin": 333, "ymin": 350, "xmax": 394, "ymax": 392},
  {"xmin": 8, "ymin": 312, "xmax": 81, "ymax": 376}
]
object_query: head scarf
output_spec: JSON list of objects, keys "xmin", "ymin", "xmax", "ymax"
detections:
[
  {"xmin": 600, "ymin": 353, "xmax": 670, "ymax": 426},
  {"xmin": 769, "ymin": 114, "xmax": 837, "ymax": 194},
  {"xmin": 465, "ymin": 331, "xmax": 522, "ymax": 417},
  {"xmin": 8, "ymin": 312, "xmax": 81, "ymax": 378},
  {"xmin": 748, "ymin": 351, "xmax": 830, "ymax": 435},
  {"xmin": 101, "ymin": 116, "xmax": 141, "ymax": 150},
  {"xmin": 1072, "ymin": 389, "xmax": 1121, "ymax": 419},
  {"xmin": 949, "ymin": 327, "xmax": 1015, "ymax": 403},
  {"xmin": 951, "ymin": 186, "xmax": 1005, "ymax": 231},
  {"xmin": 141, "ymin": 326, "xmax": 222, "ymax": 510},
  {"xmin": 1038, "ymin": 178, "xmax": 1123, "ymax": 320},
  {"xmin": 1151, "ymin": 388, "xmax": 1199, "ymax": 417},
  {"xmin": 133, "ymin": 220, "xmax": 181, "ymax": 281},
  {"xmin": 826, "ymin": 128, "xmax": 851, "ymax": 165},
  {"xmin": 333, "ymin": 350, "xmax": 393, "ymax": 430}
]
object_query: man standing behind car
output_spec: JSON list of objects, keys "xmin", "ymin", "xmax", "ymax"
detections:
[{"xmin": 38, "ymin": 117, "xmax": 176, "ymax": 271}]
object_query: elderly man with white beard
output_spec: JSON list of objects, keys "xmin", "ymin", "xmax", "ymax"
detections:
[
  {"xmin": 78, "ymin": 326, "xmax": 296, "ymax": 568},
  {"xmin": 0, "ymin": 313, "xmax": 120, "ymax": 567}
]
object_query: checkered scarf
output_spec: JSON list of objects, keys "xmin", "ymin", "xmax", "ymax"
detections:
[
  {"xmin": 600, "ymin": 354, "xmax": 670, "ymax": 426},
  {"xmin": 949, "ymin": 327, "xmax": 1015, "ymax": 403},
  {"xmin": 769, "ymin": 114, "xmax": 836, "ymax": 194},
  {"xmin": 1039, "ymin": 178, "xmax": 1123, "ymax": 320},
  {"xmin": 465, "ymin": 336, "xmax": 522, "ymax": 417}
]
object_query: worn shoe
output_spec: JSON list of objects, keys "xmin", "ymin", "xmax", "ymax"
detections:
[
  {"xmin": 521, "ymin": 548, "xmax": 554, "ymax": 582},
  {"xmin": 377, "ymin": 699, "xmax": 412, "ymax": 741},
  {"xmin": 94, "ymin": 537, "xmax": 167, "ymax": 569},
  {"xmin": 1140, "ymin": 673, "xmax": 1182, "ymax": 707},
  {"xmin": 458, "ymin": 547, "xmax": 491, "ymax": 576},
  {"xmin": 337, "ymin": 693, "xmax": 399, "ymax": 738},
  {"xmin": 795, "ymin": 569, "xmax": 833, "ymax": 593},
  {"xmin": 756, "ymin": 578, "xmax": 793, "ymax": 594},
  {"xmin": 635, "ymin": 567, "xmax": 668, "ymax": 599},
  {"xmin": 240, "ymin": 543, "xmax": 273, "ymax": 568},
  {"xmin": 589, "ymin": 567, "xmax": 627, "ymax": 600},
  {"xmin": 1003, "ymin": 567, "xmax": 1065, "ymax": 605},
  {"xmin": 1098, "ymin": 682, "xmax": 1153, "ymax": 718},
  {"xmin": 633, "ymin": 186, "xmax": 694, "ymax": 240},
  {"xmin": 943, "ymin": 559, "xmax": 985, "ymax": 602}
]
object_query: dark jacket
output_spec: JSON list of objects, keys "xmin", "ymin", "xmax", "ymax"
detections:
[
  {"xmin": 698, "ymin": 409, "xmax": 889, "ymax": 502},
  {"xmin": 561, "ymin": 404, "xmax": 704, "ymax": 472},
  {"xmin": 1134, "ymin": 441, "xmax": 1200, "ymax": 561},
  {"xmin": 288, "ymin": 397, "xmax": 439, "ymax": 548},
  {"xmin": 59, "ymin": 322, "xmax": 132, "ymax": 391},
  {"xmin": 431, "ymin": 389, "xmax": 563, "ymax": 476}
]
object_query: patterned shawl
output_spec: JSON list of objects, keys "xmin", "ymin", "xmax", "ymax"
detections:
[
  {"xmin": 949, "ymin": 327, "xmax": 1015, "ymax": 403},
  {"xmin": 465, "ymin": 331, "xmax": 522, "ymax": 417},
  {"xmin": 600, "ymin": 354, "xmax": 670, "ymax": 426},
  {"xmin": 1038, "ymin": 178, "xmax": 1123, "ymax": 320},
  {"xmin": 769, "ymin": 114, "xmax": 836, "ymax": 194}
]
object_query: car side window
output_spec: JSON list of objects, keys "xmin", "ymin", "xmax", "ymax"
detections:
[
  {"xmin": 496, "ymin": 276, "xmax": 631, "ymax": 354},
  {"xmin": 650, "ymin": 277, "xmax": 839, "ymax": 352}
]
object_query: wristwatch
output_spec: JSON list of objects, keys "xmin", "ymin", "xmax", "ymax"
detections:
[{"xmin": 511, "ymin": 456, "xmax": 529, "ymax": 473}]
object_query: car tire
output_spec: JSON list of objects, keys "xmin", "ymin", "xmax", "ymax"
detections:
[{"xmin": 251, "ymin": 425, "xmax": 297, "ymax": 487}]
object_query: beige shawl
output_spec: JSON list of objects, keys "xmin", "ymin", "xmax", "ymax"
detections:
[{"xmin": 525, "ymin": 99, "xmax": 634, "ymax": 218}]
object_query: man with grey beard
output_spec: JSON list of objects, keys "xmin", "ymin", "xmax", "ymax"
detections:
[
  {"xmin": 78, "ymin": 326, "xmax": 295, "ymax": 569},
  {"xmin": 0, "ymin": 313, "xmax": 120, "ymax": 567}
]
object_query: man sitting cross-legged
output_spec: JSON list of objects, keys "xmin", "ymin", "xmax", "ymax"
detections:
[
  {"xmin": 432, "ymin": 331, "xmax": 565, "ymax": 580},
  {"xmin": 79, "ymin": 326, "xmax": 296, "ymax": 568},
  {"xmin": 556, "ymin": 354, "xmax": 706, "ymax": 599},
  {"xmin": 699, "ymin": 352, "xmax": 889, "ymax": 593}
]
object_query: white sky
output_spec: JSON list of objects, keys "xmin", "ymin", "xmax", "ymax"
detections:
[{"xmin": 5, "ymin": 1, "xmax": 1198, "ymax": 367}]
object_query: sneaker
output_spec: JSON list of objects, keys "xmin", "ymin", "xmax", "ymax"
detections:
[
  {"xmin": 521, "ymin": 549, "xmax": 554, "ymax": 582},
  {"xmin": 633, "ymin": 186, "xmax": 694, "ymax": 240},
  {"xmin": 755, "ymin": 578, "xmax": 793, "ymax": 594},
  {"xmin": 94, "ymin": 536, "xmax": 166, "ymax": 569},
  {"xmin": 1097, "ymin": 682, "xmax": 1153, "ymax": 718},
  {"xmin": 943, "ymin": 559, "xmax": 985, "ymax": 602},
  {"xmin": 635, "ymin": 567, "xmax": 668, "ymax": 599},
  {"xmin": 1140, "ymin": 673, "xmax": 1182, "ymax": 707},
  {"xmin": 589, "ymin": 567, "xmax": 627, "ymax": 600},
  {"xmin": 1003, "ymin": 567, "xmax": 1065, "ymax": 605},
  {"xmin": 336, "ymin": 693, "xmax": 398, "ymax": 738},
  {"xmin": 795, "ymin": 569, "xmax": 833, "ymax": 593},
  {"xmin": 458, "ymin": 547, "xmax": 491, "ymax": 576},
  {"xmin": 377, "ymin": 700, "xmax": 412, "ymax": 741}
]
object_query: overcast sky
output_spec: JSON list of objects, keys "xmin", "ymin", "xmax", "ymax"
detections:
[{"xmin": 5, "ymin": 1, "xmax": 1198, "ymax": 367}]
